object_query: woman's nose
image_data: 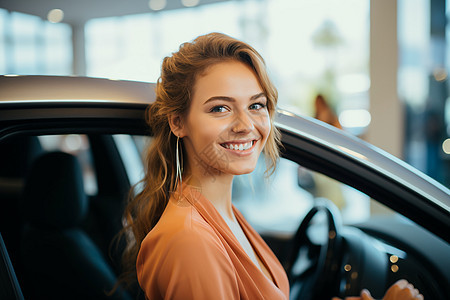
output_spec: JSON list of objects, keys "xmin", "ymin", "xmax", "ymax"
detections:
[{"xmin": 231, "ymin": 111, "xmax": 255, "ymax": 133}]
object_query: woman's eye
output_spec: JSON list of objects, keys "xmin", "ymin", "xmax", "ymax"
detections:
[
  {"xmin": 210, "ymin": 105, "xmax": 228, "ymax": 113},
  {"xmin": 249, "ymin": 102, "xmax": 266, "ymax": 110}
]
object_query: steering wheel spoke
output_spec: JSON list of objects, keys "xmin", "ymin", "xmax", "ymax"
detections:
[{"xmin": 287, "ymin": 199, "xmax": 343, "ymax": 300}]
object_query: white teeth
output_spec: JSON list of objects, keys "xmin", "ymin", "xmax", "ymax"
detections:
[{"xmin": 223, "ymin": 141, "xmax": 253, "ymax": 151}]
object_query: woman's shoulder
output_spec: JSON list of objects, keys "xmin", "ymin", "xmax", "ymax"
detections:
[
  {"xmin": 139, "ymin": 199, "xmax": 225, "ymax": 257},
  {"xmin": 136, "ymin": 198, "xmax": 239, "ymax": 299}
]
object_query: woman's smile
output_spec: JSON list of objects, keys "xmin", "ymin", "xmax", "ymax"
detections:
[{"xmin": 220, "ymin": 139, "xmax": 257, "ymax": 154}]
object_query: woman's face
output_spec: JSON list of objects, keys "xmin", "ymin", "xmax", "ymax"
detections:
[{"xmin": 180, "ymin": 60, "xmax": 271, "ymax": 179}]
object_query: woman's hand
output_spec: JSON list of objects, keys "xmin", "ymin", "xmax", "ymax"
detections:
[
  {"xmin": 382, "ymin": 280, "xmax": 423, "ymax": 300},
  {"xmin": 332, "ymin": 279, "xmax": 424, "ymax": 300}
]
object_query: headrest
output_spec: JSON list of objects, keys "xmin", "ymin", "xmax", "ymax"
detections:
[{"xmin": 22, "ymin": 152, "xmax": 88, "ymax": 229}]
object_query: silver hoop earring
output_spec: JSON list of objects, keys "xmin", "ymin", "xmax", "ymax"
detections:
[{"xmin": 175, "ymin": 135, "xmax": 183, "ymax": 192}]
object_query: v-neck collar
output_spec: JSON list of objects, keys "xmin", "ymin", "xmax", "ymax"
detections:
[
  {"xmin": 233, "ymin": 207, "xmax": 278, "ymax": 286},
  {"xmin": 181, "ymin": 184, "xmax": 280, "ymax": 289}
]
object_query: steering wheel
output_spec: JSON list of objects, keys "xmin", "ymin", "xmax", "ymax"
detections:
[{"xmin": 287, "ymin": 199, "xmax": 342, "ymax": 300}]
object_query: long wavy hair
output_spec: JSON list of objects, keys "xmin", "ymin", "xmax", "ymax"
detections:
[{"xmin": 118, "ymin": 32, "xmax": 281, "ymax": 288}]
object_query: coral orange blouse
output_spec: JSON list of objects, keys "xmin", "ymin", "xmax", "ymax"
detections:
[{"xmin": 136, "ymin": 184, "xmax": 290, "ymax": 299}]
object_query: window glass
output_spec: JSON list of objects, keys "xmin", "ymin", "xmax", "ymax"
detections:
[
  {"xmin": 0, "ymin": 9, "xmax": 7, "ymax": 73},
  {"xmin": 131, "ymin": 135, "xmax": 153, "ymax": 166},
  {"xmin": 43, "ymin": 21, "xmax": 72, "ymax": 75},
  {"xmin": 38, "ymin": 135, "xmax": 97, "ymax": 195},
  {"xmin": 113, "ymin": 135, "xmax": 146, "ymax": 187},
  {"xmin": 398, "ymin": 0, "xmax": 450, "ymax": 188},
  {"xmin": 0, "ymin": 9, "xmax": 72, "ymax": 75},
  {"xmin": 10, "ymin": 11, "xmax": 41, "ymax": 74},
  {"xmin": 233, "ymin": 156, "xmax": 314, "ymax": 235},
  {"xmin": 233, "ymin": 155, "xmax": 372, "ymax": 236}
]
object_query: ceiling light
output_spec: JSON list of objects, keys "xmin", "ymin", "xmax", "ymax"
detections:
[
  {"xmin": 47, "ymin": 9, "xmax": 64, "ymax": 23},
  {"xmin": 149, "ymin": 0, "xmax": 167, "ymax": 11},
  {"xmin": 182, "ymin": 0, "xmax": 200, "ymax": 7}
]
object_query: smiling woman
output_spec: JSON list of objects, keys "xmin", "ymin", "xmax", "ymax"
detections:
[{"xmin": 119, "ymin": 32, "xmax": 288, "ymax": 300}]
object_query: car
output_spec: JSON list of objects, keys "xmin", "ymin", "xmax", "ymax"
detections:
[{"xmin": 0, "ymin": 75, "xmax": 449, "ymax": 300}]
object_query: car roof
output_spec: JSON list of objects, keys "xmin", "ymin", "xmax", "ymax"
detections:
[{"xmin": 0, "ymin": 75, "xmax": 156, "ymax": 104}]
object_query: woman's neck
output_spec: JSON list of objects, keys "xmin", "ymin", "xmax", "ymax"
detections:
[{"xmin": 184, "ymin": 170, "xmax": 235, "ymax": 220}]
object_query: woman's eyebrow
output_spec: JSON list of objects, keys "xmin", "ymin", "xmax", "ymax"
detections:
[
  {"xmin": 204, "ymin": 92, "xmax": 266, "ymax": 105},
  {"xmin": 203, "ymin": 96, "xmax": 235, "ymax": 105},
  {"xmin": 250, "ymin": 92, "xmax": 266, "ymax": 100}
]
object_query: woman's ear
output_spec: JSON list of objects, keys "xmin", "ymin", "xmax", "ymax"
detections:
[{"xmin": 168, "ymin": 114, "xmax": 186, "ymax": 137}]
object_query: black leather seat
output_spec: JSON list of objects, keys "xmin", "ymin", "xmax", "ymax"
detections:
[{"xmin": 20, "ymin": 151, "xmax": 131, "ymax": 300}]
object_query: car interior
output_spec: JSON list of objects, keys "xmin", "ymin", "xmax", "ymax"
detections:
[
  {"xmin": 0, "ymin": 132, "xmax": 449, "ymax": 300},
  {"xmin": 0, "ymin": 134, "xmax": 142, "ymax": 299},
  {"xmin": 20, "ymin": 150, "xmax": 132, "ymax": 300}
]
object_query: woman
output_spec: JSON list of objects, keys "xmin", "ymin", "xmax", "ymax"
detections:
[{"xmin": 120, "ymin": 32, "xmax": 422, "ymax": 300}]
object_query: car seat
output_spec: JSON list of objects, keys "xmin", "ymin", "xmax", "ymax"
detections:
[{"xmin": 20, "ymin": 151, "xmax": 131, "ymax": 300}]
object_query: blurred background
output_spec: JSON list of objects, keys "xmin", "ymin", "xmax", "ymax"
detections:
[{"xmin": 0, "ymin": 0, "xmax": 449, "ymax": 188}]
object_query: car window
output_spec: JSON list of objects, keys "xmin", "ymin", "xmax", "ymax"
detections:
[
  {"xmin": 38, "ymin": 134, "xmax": 98, "ymax": 195},
  {"xmin": 132, "ymin": 135, "xmax": 152, "ymax": 159},
  {"xmin": 232, "ymin": 156, "xmax": 315, "ymax": 235},
  {"xmin": 233, "ymin": 154, "xmax": 393, "ymax": 237},
  {"xmin": 112, "ymin": 135, "xmax": 152, "ymax": 195},
  {"xmin": 112, "ymin": 134, "xmax": 146, "ymax": 187}
]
